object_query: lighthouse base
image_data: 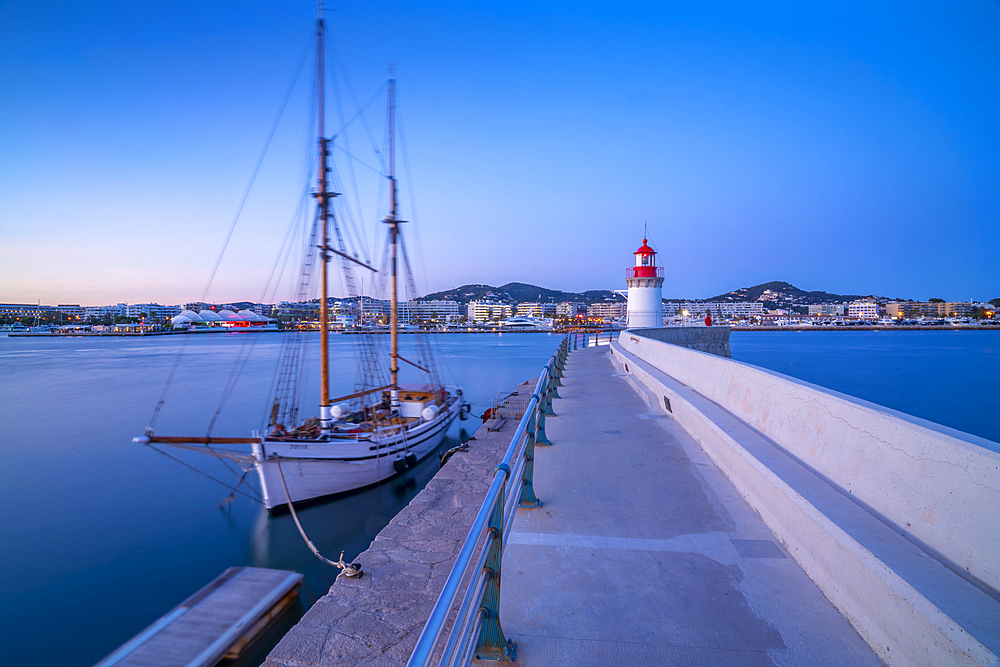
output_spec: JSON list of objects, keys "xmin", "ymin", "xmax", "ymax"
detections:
[{"xmin": 626, "ymin": 276, "xmax": 664, "ymax": 329}]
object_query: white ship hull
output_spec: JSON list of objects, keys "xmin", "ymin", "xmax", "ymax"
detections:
[{"xmin": 252, "ymin": 396, "xmax": 462, "ymax": 510}]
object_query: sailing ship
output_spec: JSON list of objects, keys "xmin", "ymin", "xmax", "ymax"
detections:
[{"xmin": 136, "ymin": 6, "xmax": 466, "ymax": 511}]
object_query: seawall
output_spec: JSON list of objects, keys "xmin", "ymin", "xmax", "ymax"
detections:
[
  {"xmin": 628, "ymin": 325, "xmax": 732, "ymax": 357},
  {"xmin": 611, "ymin": 330, "xmax": 1000, "ymax": 666}
]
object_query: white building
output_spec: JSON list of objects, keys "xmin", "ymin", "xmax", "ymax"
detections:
[
  {"xmin": 253, "ymin": 303, "xmax": 275, "ymax": 317},
  {"xmin": 808, "ymin": 303, "xmax": 846, "ymax": 316},
  {"xmin": 467, "ymin": 300, "xmax": 513, "ymax": 323},
  {"xmin": 517, "ymin": 302, "xmax": 558, "ymax": 318},
  {"xmin": 588, "ymin": 301, "xmax": 627, "ymax": 321},
  {"xmin": 125, "ymin": 303, "xmax": 182, "ymax": 319},
  {"xmin": 626, "ymin": 237, "xmax": 664, "ymax": 328},
  {"xmin": 848, "ymin": 300, "xmax": 878, "ymax": 319},
  {"xmin": 556, "ymin": 302, "xmax": 587, "ymax": 318},
  {"xmin": 84, "ymin": 303, "xmax": 127, "ymax": 320},
  {"xmin": 409, "ymin": 300, "xmax": 461, "ymax": 322},
  {"xmin": 666, "ymin": 301, "xmax": 765, "ymax": 318},
  {"xmin": 56, "ymin": 304, "xmax": 85, "ymax": 318}
]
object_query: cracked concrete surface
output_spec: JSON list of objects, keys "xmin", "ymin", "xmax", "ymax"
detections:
[
  {"xmin": 616, "ymin": 331, "xmax": 1000, "ymax": 592},
  {"xmin": 499, "ymin": 347, "xmax": 882, "ymax": 666}
]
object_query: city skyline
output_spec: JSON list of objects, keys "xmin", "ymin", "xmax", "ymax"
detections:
[
  {"xmin": 2, "ymin": 1, "xmax": 999, "ymax": 305},
  {"xmin": 4, "ymin": 276, "xmax": 996, "ymax": 311}
]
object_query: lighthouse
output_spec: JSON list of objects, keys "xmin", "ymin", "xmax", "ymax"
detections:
[{"xmin": 626, "ymin": 236, "xmax": 664, "ymax": 329}]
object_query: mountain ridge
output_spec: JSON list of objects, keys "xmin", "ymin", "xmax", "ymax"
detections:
[{"xmin": 421, "ymin": 280, "xmax": 897, "ymax": 305}]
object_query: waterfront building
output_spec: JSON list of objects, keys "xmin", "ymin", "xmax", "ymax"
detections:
[
  {"xmin": 125, "ymin": 303, "xmax": 182, "ymax": 320},
  {"xmin": 940, "ymin": 302, "xmax": 977, "ymax": 317},
  {"xmin": 517, "ymin": 302, "xmax": 558, "ymax": 318},
  {"xmin": 183, "ymin": 302, "xmax": 217, "ymax": 313},
  {"xmin": 626, "ymin": 236, "xmax": 664, "ymax": 328},
  {"xmin": 0, "ymin": 303, "xmax": 56, "ymax": 318},
  {"xmin": 467, "ymin": 300, "xmax": 513, "ymax": 323},
  {"xmin": 83, "ymin": 303, "xmax": 127, "ymax": 320},
  {"xmin": 808, "ymin": 303, "xmax": 846, "ymax": 316},
  {"xmin": 56, "ymin": 304, "xmax": 84, "ymax": 318},
  {"xmin": 887, "ymin": 301, "xmax": 984, "ymax": 318},
  {"xmin": 588, "ymin": 301, "xmax": 627, "ymax": 321},
  {"xmin": 556, "ymin": 302, "xmax": 587, "ymax": 318},
  {"xmin": 253, "ymin": 303, "xmax": 275, "ymax": 317},
  {"xmin": 848, "ymin": 300, "xmax": 878, "ymax": 319},
  {"xmin": 409, "ymin": 300, "xmax": 461, "ymax": 322},
  {"xmin": 666, "ymin": 301, "xmax": 765, "ymax": 319}
]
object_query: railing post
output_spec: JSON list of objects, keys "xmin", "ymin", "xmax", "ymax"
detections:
[
  {"xmin": 534, "ymin": 392, "xmax": 552, "ymax": 446},
  {"xmin": 518, "ymin": 409, "xmax": 542, "ymax": 507},
  {"xmin": 475, "ymin": 465, "xmax": 517, "ymax": 662},
  {"xmin": 545, "ymin": 365, "xmax": 561, "ymax": 403}
]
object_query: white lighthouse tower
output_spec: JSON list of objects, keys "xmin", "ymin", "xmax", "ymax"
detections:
[{"xmin": 626, "ymin": 236, "xmax": 664, "ymax": 329}]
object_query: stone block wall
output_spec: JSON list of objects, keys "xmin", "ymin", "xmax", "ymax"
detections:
[{"xmin": 628, "ymin": 326, "xmax": 732, "ymax": 357}]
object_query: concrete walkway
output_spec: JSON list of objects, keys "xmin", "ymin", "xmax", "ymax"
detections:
[{"xmin": 499, "ymin": 346, "xmax": 882, "ymax": 666}]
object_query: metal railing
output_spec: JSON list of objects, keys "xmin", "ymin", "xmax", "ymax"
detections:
[
  {"xmin": 568, "ymin": 328, "xmax": 617, "ymax": 348},
  {"xmin": 625, "ymin": 266, "xmax": 664, "ymax": 279},
  {"xmin": 405, "ymin": 336, "xmax": 571, "ymax": 666}
]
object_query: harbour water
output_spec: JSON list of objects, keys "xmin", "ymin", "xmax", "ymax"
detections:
[
  {"xmin": 730, "ymin": 330, "xmax": 1000, "ymax": 446},
  {"xmin": 0, "ymin": 330, "xmax": 996, "ymax": 667},
  {"xmin": 0, "ymin": 332, "xmax": 561, "ymax": 667}
]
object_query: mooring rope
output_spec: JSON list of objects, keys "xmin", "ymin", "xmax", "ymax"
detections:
[{"xmin": 274, "ymin": 458, "xmax": 363, "ymax": 578}]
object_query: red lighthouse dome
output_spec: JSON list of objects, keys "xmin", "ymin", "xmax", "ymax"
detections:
[{"xmin": 631, "ymin": 238, "xmax": 658, "ymax": 278}]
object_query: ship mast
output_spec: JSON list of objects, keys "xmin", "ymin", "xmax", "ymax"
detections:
[
  {"xmin": 386, "ymin": 65, "xmax": 400, "ymax": 410},
  {"xmin": 316, "ymin": 4, "xmax": 333, "ymax": 430}
]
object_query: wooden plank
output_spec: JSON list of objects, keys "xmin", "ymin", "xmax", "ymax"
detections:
[
  {"xmin": 486, "ymin": 417, "xmax": 507, "ymax": 432},
  {"xmin": 94, "ymin": 567, "xmax": 302, "ymax": 667},
  {"xmin": 147, "ymin": 436, "xmax": 262, "ymax": 445}
]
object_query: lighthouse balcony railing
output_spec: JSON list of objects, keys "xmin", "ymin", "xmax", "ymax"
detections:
[{"xmin": 626, "ymin": 266, "xmax": 663, "ymax": 279}]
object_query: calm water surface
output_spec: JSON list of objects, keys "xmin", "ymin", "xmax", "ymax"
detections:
[
  {"xmin": 1, "ymin": 330, "xmax": 997, "ymax": 666},
  {"xmin": 0, "ymin": 332, "xmax": 561, "ymax": 667},
  {"xmin": 730, "ymin": 330, "xmax": 999, "ymax": 445}
]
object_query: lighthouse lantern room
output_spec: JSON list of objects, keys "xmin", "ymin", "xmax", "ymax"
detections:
[{"xmin": 626, "ymin": 237, "xmax": 664, "ymax": 329}]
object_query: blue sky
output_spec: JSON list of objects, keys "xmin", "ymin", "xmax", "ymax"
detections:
[{"xmin": 2, "ymin": 1, "xmax": 998, "ymax": 305}]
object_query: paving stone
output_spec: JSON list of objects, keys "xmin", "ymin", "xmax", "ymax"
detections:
[
  {"xmin": 296, "ymin": 600, "xmax": 352, "ymax": 629},
  {"xmin": 335, "ymin": 612, "xmax": 400, "ymax": 650},
  {"xmin": 320, "ymin": 631, "xmax": 372, "ymax": 665},
  {"xmin": 269, "ymin": 625, "xmax": 329, "ymax": 665}
]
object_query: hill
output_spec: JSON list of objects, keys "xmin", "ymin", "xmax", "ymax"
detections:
[
  {"xmin": 420, "ymin": 280, "xmax": 900, "ymax": 308},
  {"xmin": 421, "ymin": 282, "xmax": 621, "ymax": 304},
  {"xmin": 704, "ymin": 281, "xmax": 867, "ymax": 304}
]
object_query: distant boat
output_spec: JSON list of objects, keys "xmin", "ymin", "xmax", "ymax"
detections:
[
  {"xmin": 498, "ymin": 315, "xmax": 554, "ymax": 331},
  {"xmin": 137, "ymin": 6, "xmax": 468, "ymax": 511}
]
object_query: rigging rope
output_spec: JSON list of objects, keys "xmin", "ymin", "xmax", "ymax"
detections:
[
  {"xmin": 201, "ymin": 36, "xmax": 313, "ymax": 302},
  {"xmin": 144, "ymin": 442, "xmax": 262, "ymax": 503},
  {"xmin": 148, "ymin": 333, "xmax": 190, "ymax": 430},
  {"xmin": 150, "ymin": 35, "xmax": 312, "ymax": 432},
  {"xmin": 397, "ymin": 110, "xmax": 430, "ymax": 298}
]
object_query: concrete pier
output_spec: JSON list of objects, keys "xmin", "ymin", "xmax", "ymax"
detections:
[
  {"xmin": 500, "ymin": 346, "xmax": 880, "ymax": 665},
  {"xmin": 264, "ymin": 333, "xmax": 998, "ymax": 666}
]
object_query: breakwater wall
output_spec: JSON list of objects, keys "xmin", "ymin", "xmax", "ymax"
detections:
[
  {"xmin": 611, "ymin": 331, "xmax": 1000, "ymax": 666},
  {"xmin": 628, "ymin": 325, "xmax": 732, "ymax": 357}
]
